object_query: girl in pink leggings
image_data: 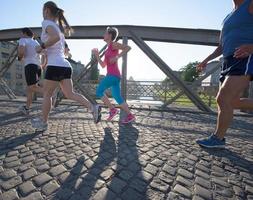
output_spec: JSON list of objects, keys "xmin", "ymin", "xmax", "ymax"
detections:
[{"xmin": 93, "ymin": 27, "xmax": 135, "ymax": 124}]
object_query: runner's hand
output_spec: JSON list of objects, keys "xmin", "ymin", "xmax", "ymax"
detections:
[
  {"xmin": 92, "ymin": 48, "xmax": 99, "ymax": 58},
  {"xmin": 36, "ymin": 46, "xmax": 43, "ymax": 53},
  {"xmin": 196, "ymin": 61, "xmax": 208, "ymax": 72},
  {"xmin": 234, "ymin": 44, "xmax": 253, "ymax": 58}
]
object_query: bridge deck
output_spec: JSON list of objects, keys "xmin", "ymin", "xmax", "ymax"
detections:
[{"xmin": 0, "ymin": 98, "xmax": 253, "ymax": 200}]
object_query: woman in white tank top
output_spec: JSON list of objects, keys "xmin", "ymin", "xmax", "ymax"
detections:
[
  {"xmin": 18, "ymin": 28, "xmax": 43, "ymax": 115},
  {"xmin": 31, "ymin": 1, "xmax": 101, "ymax": 131}
]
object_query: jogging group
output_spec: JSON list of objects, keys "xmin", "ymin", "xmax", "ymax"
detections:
[{"xmin": 17, "ymin": 0, "xmax": 253, "ymax": 149}]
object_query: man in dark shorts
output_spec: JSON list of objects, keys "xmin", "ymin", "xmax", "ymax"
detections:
[
  {"xmin": 196, "ymin": 0, "xmax": 253, "ymax": 148},
  {"xmin": 18, "ymin": 28, "xmax": 44, "ymax": 115}
]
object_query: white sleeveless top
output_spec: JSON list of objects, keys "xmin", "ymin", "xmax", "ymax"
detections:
[{"xmin": 41, "ymin": 20, "xmax": 71, "ymax": 68}]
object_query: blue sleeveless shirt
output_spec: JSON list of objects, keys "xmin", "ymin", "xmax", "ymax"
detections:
[{"xmin": 221, "ymin": 0, "xmax": 253, "ymax": 57}]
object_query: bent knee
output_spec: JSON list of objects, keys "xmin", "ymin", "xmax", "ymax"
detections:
[{"xmin": 216, "ymin": 89, "xmax": 234, "ymax": 107}]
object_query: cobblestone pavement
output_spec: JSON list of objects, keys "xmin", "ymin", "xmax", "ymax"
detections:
[{"xmin": 0, "ymin": 99, "xmax": 253, "ymax": 200}]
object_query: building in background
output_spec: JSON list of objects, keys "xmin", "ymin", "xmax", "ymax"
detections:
[
  {"xmin": 0, "ymin": 41, "xmax": 25, "ymax": 95},
  {"xmin": 0, "ymin": 41, "xmax": 95, "ymax": 96}
]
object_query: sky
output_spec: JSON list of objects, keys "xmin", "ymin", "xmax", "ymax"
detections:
[{"xmin": 0, "ymin": 0, "xmax": 233, "ymax": 81}]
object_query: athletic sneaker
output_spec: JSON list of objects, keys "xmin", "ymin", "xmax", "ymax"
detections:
[
  {"xmin": 31, "ymin": 118, "xmax": 48, "ymax": 131},
  {"xmin": 19, "ymin": 105, "xmax": 29, "ymax": 115},
  {"xmin": 107, "ymin": 108, "xmax": 119, "ymax": 121},
  {"xmin": 121, "ymin": 113, "xmax": 136, "ymax": 124},
  {"xmin": 93, "ymin": 104, "xmax": 102, "ymax": 124},
  {"xmin": 196, "ymin": 135, "xmax": 226, "ymax": 149}
]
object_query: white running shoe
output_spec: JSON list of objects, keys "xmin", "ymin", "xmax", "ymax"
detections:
[
  {"xmin": 92, "ymin": 104, "xmax": 102, "ymax": 124},
  {"xmin": 31, "ymin": 118, "xmax": 48, "ymax": 131}
]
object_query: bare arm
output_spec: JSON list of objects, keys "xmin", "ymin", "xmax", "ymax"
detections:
[
  {"xmin": 202, "ymin": 44, "xmax": 222, "ymax": 63},
  {"xmin": 17, "ymin": 45, "xmax": 25, "ymax": 61},
  {"xmin": 41, "ymin": 52, "xmax": 47, "ymax": 70},
  {"xmin": 112, "ymin": 42, "xmax": 131, "ymax": 59},
  {"xmin": 197, "ymin": 41, "xmax": 222, "ymax": 72},
  {"xmin": 92, "ymin": 49, "xmax": 106, "ymax": 68},
  {"xmin": 36, "ymin": 26, "xmax": 60, "ymax": 53}
]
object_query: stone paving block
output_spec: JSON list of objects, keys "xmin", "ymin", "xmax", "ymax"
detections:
[
  {"xmin": 49, "ymin": 164, "xmax": 67, "ymax": 177},
  {"xmin": 100, "ymin": 168, "xmax": 114, "ymax": 181},
  {"xmin": 194, "ymin": 184, "xmax": 212, "ymax": 200},
  {"xmin": 20, "ymin": 192, "xmax": 43, "ymax": 200},
  {"xmin": 233, "ymin": 185, "xmax": 245, "ymax": 197},
  {"xmin": 176, "ymin": 176, "xmax": 192, "ymax": 187},
  {"xmin": 108, "ymin": 177, "xmax": 127, "ymax": 194},
  {"xmin": 1, "ymin": 176, "xmax": 22, "ymax": 190},
  {"xmin": 33, "ymin": 173, "xmax": 52, "ymax": 186},
  {"xmin": 246, "ymin": 185, "xmax": 253, "ymax": 194},
  {"xmin": 0, "ymin": 169, "xmax": 17, "ymax": 180},
  {"xmin": 0, "ymin": 189, "xmax": 19, "ymax": 200},
  {"xmin": 144, "ymin": 164, "xmax": 159, "ymax": 176},
  {"xmin": 195, "ymin": 170, "xmax": 210, "ymax": 180},
  {"xmin": 34, "ymin": 158, "xmax": 47, "ymax": 166},
  {"xmin": 195, "ymin": 176, "xmax": 211, "ymax": 189},
  {"xmin": 122, "ymin": 187, "xmax": 144, "ymax": 200},
  {"xmin": 4, "ymin": 160, "xmax": 21, "ymax": 168},
  {"xmin": 7, "ymin": 151, "xmax": 19, "ymax": 157},
  {"xmin": 177, "ymin": 168, "xmax": 194, "ymax": 179},
  {"xmin": 22, "ymin": 168, "xmax": 37, "ymax": 180},
  {"xmin": 41, "ymin": 180, "xmax": 60, "ymax": 196},
  {"xmin": 65, "ymin": 159, "xmax": 77, "ymax": 169},
  {"xmin": 150, "ymin": 177, "xmax": 170, "ymax": 192},
  {"xmin": 4, "ymin": 156, "xmax": 19, "ymax": 163},
  {"xmin": 173, "ymin": 184, "xmax": 192, "ymax": 198},
  {"xmin": 129, "ymin": 178, "xmax": 148, "ymax": 193},
  {"xmin": 162, "ymin": 164, "xmax": 177, "ymax": 176},
  {"xmin": 22, "ymin": 155, "xmax": 35, "ymax": 163},
  {"xmin": 118, "ymin": 170, "xmax": 134, "ymax": 181},
  {"xmin": 56, "ymin": 188, "xmax": 73, "ymax": 200},
  {"xmin": 93, "ymin": 187, "xmax": 116, "ymax": 200},
  {"xmin": 18, "ymin": 181, "xmax": 36, "ymax": 196},
  {"xmin": 138, "ymin": 171, "xmax": 153, "ymax": 183},
  {"xmin": 36, "ymin": 163, "xmax": 50, "ymax": 172}
]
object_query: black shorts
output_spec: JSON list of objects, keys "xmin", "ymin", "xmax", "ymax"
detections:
[
  {"xmin": 24, "ymin": 64, "xmax": 41, "ymax": 86},
  {"xmin": 45, "ymin": 66, "xmax": 72, "ymax": 82},
  {"xmin": 220, "ymin": 55, "xmax": 253, "ymax": 83}
]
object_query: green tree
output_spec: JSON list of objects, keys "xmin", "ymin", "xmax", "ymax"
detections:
[{"xmin": 180, "ymin": 61, "xmax": 200, "ymax": 82}]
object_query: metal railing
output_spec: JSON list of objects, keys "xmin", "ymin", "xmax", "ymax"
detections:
[{"xmin": 77, "ymin": 80, "xmax": 219, "ymax": 108}]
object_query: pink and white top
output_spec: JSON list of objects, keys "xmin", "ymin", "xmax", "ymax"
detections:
[{"xmin": 104, "ymin": 43, "xmax": 121, "ymax": 77}]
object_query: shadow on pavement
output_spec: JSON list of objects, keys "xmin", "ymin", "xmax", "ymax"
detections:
[
  {"xmin": 202, "ymin": 148, "xmax": 253, "ymax": 172},
  {"xmin": 54, "ymin": 127, "xmax": 117, "ymax": 200}
]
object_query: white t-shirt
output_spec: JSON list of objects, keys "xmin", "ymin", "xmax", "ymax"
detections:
[
  {"xmin": 18, "ymin": 38, "xmax": 40, "ymax": 66},
  {"xmin": 41, "ymin": 20, "xmax": 71, "ymax": 68}
]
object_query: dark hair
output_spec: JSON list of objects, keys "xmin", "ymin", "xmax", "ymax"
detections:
[
  {"xmin": 106, "ymin": 27, "xmax": 119, "ymax": 42},
  {"xmin": 22, "ymin": 28, "xmax": 34, "ymax": 38},
  {"xmin": 44, "ymin": 1, "xmax": 73, "ymax": 36}
]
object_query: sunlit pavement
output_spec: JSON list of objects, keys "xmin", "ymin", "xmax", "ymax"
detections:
[{"xmin": 0, "ymin": 99, "xmax": 253, "ymax": 200}]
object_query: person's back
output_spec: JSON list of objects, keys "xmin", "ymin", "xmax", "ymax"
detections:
[
  {"xmin": 41, "ymin": 19, "xmax": 71, "ymax": 68},
  {"xmin": 19, "ymin": 38, "xmax": 40, "ymax": 66}
]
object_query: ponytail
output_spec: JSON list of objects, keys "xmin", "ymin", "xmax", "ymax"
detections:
[
  {"xmin": 44, "ymin": 1, "xmax": 73, "ymax": 36},
  {"xmin": 57, "ymin": 8, "xmax": 73, "ymax": 36}
]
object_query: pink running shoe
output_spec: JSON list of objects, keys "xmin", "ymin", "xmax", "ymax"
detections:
[
  {"xmin": 121, "ymin": 113, "xmax": 136, "ymax": 124},
  {"xmin": 107, "ymin": 108, "xmax": 119, "ymax": 121}
]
